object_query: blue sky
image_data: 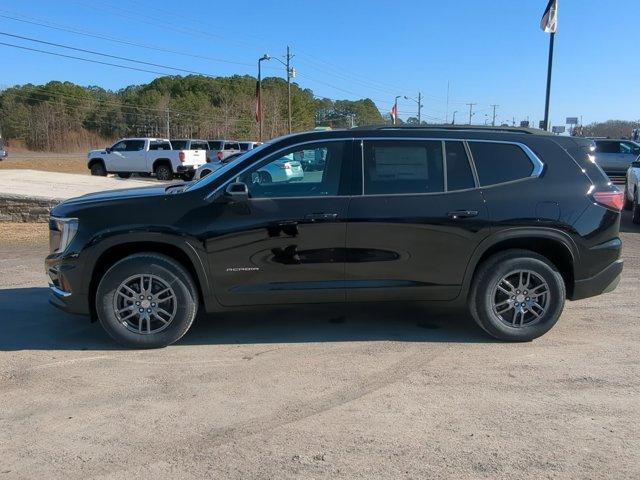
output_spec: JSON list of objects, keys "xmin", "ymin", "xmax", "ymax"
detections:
[{"xmin": 0, "ymin": 0, "xmax": 638, "ymax": 127}]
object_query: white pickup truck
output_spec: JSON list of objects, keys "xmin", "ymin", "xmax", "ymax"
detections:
[{"xmin": 87, "ymin": 138, "xmax": 207, "ymax": 181}]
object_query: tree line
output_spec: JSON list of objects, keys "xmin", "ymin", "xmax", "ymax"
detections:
[{"xmin": 0, "ymin": 75, "xmax": 385, "ymax": 151}]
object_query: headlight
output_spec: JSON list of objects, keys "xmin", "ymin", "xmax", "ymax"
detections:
[{"xmin": 49, "ymin": 217, "xmax": 78, "ymax": 254}]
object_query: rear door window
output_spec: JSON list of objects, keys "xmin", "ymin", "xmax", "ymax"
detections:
[
  {"xmin": 363, "ymin": 140, "xmax": 444, "ymax": 195},
  {"xmin": 225, "ymin": 142, "xmax": 240, "ymax": 151},
  {"xmin": 468, "ymin": 142, "xmax": 534, "ymax": 186},
  {"xmin": 595, "ymin": 141, "xmax": 621, "ymax": 154},
  {"xmin": 445, "ymin": 141, "xmax": 476, "ymax": 191},
  {"xmin": 124, "ymin": 140, "xmax": 145, "ymax": 151}
]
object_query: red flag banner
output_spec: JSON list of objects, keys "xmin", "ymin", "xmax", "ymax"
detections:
[{"xmin": 390, "ymin": 103, "xmax": 398, "ymax": 123}]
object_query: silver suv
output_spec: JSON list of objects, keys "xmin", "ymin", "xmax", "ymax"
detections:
[{"xmin": 592, "ymin": 138, "xmax": 640, "ymax": 177}]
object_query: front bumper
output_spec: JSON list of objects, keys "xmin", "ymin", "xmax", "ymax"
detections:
[
  {"xmin": 571, "ymin": 259, "xmax": 623, "ymax": 300},
  {"xmin": 46, "ymin": 256, "xmax": 90, "ymax": 315}
]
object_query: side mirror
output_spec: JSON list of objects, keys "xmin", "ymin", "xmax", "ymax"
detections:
[
  {"xmin": 224, "ymin": 182, "xmax": 249, "ymax": 202},
  {"xmin": 105, "ymin": 147, "xmax": 112, "ymax": 153},
  {"xmin": 631, "ymin": 160, "xmax": 640, "ymax": 169}
]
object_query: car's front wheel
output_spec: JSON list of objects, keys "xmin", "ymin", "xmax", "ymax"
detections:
[
  {"xmin": 90, "ymin": 161, "xmax": 107, "ymax": 176},
  {"xmin": 95, "ymin": 253, "xmax": 198, "ymax": 348},
  {"xmin": 469, "ymin": 249, "xmax": 566, "ymax": 341}
]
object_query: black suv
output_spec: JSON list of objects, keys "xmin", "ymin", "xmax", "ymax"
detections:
[{"xmin": 47, "ymin": 126, "xmax": 624, "ymax": 348}]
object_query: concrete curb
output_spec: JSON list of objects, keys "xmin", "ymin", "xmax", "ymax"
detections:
[{"xmin": 0, "ymin": 194, "xmax": 62, "ymax": 223}]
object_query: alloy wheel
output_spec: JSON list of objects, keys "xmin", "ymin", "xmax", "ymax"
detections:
[
  {"xmin": 492, "ymin": 270, "xmax": 550, "ymax": 328},
  {"xmin": 113, "ymin": 274, "xmax": 177, "ymax": 334}
]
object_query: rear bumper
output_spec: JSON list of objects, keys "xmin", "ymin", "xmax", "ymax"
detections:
[
  {"xmin": 571, "ymin": 259, "xmax": 623, "ymax": 301},
  {"xmin": 176, "ymin": 165, "xmax": 197, "ymax": 173}
]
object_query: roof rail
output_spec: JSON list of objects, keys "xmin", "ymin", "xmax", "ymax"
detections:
[{"xmin": 349, "ymin": 124, "xmax": 554, "ymax": 135}]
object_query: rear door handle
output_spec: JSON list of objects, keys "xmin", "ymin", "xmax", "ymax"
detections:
[
  {"xmin": 304, "ymin": 213, "xmax": 339, "ymax": 221},
  {"xmin": 447, "ymin": 210, "xmax": 479, "ymax": 219}
]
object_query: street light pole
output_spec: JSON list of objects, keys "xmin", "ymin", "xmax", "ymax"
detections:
[
  {"xmin": 452, "ymin": 110, "xmax": 458, "ymax": 125},
  {"xmin": 257, "ymin": 54, "xmax": 270, "ymax": 142}
]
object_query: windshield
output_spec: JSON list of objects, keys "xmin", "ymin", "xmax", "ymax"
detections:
[{"xmin": 186, "ymin": 141, "xmax": 273, "ymax": 191}]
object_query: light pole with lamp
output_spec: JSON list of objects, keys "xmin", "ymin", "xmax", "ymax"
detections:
[
  {"xmin": 404, "ymin": 93, "xmax": 423, "ymax": 124},
  {"xmin": 452, "ymin": 110, "xmax": 458, "ymax": 125},
  {"xmin": 257, "ymin": 54, "xmax": 271, "ymax": 141}
]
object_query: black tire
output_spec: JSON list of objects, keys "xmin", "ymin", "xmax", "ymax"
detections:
[
  {"xmin": 469, "ymin": 249, "xmax": 566, "ymax": 342},
  {"xmin": 181, "ymin": 171, "xmax": 195, "ymax": 181},
  {"xmin": 633, "ymin": 191, "xmax": 640, "ymax": 225},
  {"xmin": 90, "ymin": 161, "xmax": 107, "ymax": 176},
  {"xmin": 623, "ymin": 183, "xmax": 633, "ymax": 211},
  {"xmin": 95, "ymin": 253, "xmax": 198, "ymax": 348},
  {"xmin": 116, "ymin": 172, "xmax": 132, "ymax": 179},
  {"xmin": 155, "ymin": 163, "xmax": 173, "ymax": 181},
  {"xmin": 199, "ymin": 169, "xmax": 211, "ymax": 178}
]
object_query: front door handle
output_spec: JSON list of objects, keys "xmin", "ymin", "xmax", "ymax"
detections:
[
  {"xmin": 304, "ymin": 213, "xmax": 338, "ymax": 221},
  {"xmin": 447, "ymin": 210, "xmax": 479, "ymax": 219}
]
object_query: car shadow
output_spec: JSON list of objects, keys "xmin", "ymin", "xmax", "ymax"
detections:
[
  {"xmin": 0, "ymin": 287, "xmax": 492, "ymax": 351},
  {"xmin": 620, "ymin": 210, "xmax": 640, "ymax": 233}
]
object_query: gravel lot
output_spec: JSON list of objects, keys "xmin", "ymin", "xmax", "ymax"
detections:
[{"xmin": 0, "ymin": 215, "xmax": 638, "ymax": 479}]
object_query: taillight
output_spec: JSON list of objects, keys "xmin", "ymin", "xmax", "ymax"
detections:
[
  {"xmin": 216, "ymin": 151, "xmax": 223, "ymax": 161},
  {"xmin": 592, "ymin": 189, "xmax": 624, "ymax": 211},
  {"xmin": 178, "ymin": 151, "xmax": 185, "ymax": 162},
  {"xmin": 281, "ymin": 162, "xmax": 292, "ymax": 170}
]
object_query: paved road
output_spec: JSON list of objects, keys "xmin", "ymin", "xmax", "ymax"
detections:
[
  {"xmin": 0, "ymin": 214, "xmax": 639, "ymax": 479},
  {"xmin": 0, "ymin": 170, "xmax": 168, "ymax": 201}
]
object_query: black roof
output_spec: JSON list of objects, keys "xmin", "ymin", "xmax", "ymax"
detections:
[{"xmin": 350, "ymin": 124, "xmax": 555, "ymax": 136}]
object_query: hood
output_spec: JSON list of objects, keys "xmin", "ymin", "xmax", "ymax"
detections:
[
  {"xmin": 88, "ymin": 148, "xmax": 108, "ymax": 156},
  {"xmin": 52, "ymin": 185, "xmax": 169, "ymax": 216}
]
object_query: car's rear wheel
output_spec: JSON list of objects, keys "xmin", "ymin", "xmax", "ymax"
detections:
[
  {"xmin": 469, "ymin": 249, "xmax": 565, "ymax": 341},
  {"xmin": 90, "ymin": 161, "xmax": 107, "ymax": 176},
  {"xmin": 155, "ymin": 164, "xmax": 173, "ymax": 181},
  {"xmin": 633, "ymin": 191, "xmax": 640, "ymax": 224},
  {"xmin": 623, "ymin": 183, "xmax": 633, "ymax": 210},
  {"xmin": 95, "ymin": 253, "xmax": 198, "ymax": 348}
]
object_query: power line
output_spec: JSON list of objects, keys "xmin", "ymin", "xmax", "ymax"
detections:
[
  {"xmin": 0, "ymin": 31, "xmax": 214, "ymax": 77},
  {"xmin": 0, "ymin": 11, "xmax": 265, "ymax": 69}
]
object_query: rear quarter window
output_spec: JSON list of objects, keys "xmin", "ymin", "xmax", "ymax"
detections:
[{"xmin": 469, "ymin": 142, "xmax": 534, "ymax": 186}]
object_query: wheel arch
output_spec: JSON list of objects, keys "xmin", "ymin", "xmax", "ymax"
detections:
[
  {"xmin": 87, "ymin": 237, "xmax": 214, "ymax": 319},
  {"xmin": 88, "ymin": 158, "xmax": 105, "ymax": 168},
  {"xmin": 461, "ymin": 229, "xmax": 577, "ymax": 301},
  {"xmin": 152, "ymin": 158, "xmax": 173, "ymax": 172}
]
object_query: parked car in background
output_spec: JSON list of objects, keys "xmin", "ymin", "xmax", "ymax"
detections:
[
  {"xmin": 170, "ymin": 139, "xmax": 210, "ymax": 151},
  {"xmin": 591, "ymin": 138, "xmax": 640, "ymax": 178},
  {"xmin": 0, "ymin": 138, "xmax": 6, "ymax": 159},
  {"xmin": 239, "ymin": 141, "xmax": 262, "ymax": 151},
  {"xmin": 87, "ymin": 138, "xmax": 207, "ymax": 181},
  {"xmin": 624, "ymin": 157, "xmax": 640, "ymax": 223},
  {"xmin": 49, "ymin": 126, "xmax": 623, "ymax": 348},
  {"xmin": 194, "ymin": 152, "xmax": 244, "ymax": 180},
  {"xmin": 208, "ymin": 139, "xmax": 240, "ymax": 161}
]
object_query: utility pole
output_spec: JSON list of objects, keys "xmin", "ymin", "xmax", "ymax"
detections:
[
  {"xmin": 491, "ymin": 104, "xmax": 499, "ymax": 127},
  {"xmin": 417, "ymin": 92, "xmax": 422, "ymax": 124},
  {"xmin": 466, "ymin": 103, "xmax": 477, "ymax": 125},
  {"xmin": 452, "ymin": 110, "xmax": 457, "ymax": 125},
  {"xmin": 165, "ymin": 107, "xmax": 170, "ymax": 138},
  {"xmin": 286, "ymin": 46, "xmax": 294, "ymax": 134}
]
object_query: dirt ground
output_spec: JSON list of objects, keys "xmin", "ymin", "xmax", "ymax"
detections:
[
  {"xmin": 0, "ymin": 215, "xmax": 639, "ymax": 479},
  {"xmin": 0, "ymin": 152, "xmax": 88, "ymax": 174}
]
